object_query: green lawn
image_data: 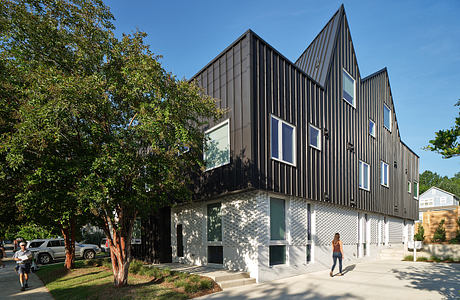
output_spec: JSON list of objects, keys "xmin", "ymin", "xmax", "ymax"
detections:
[{"xmin": 36, "ymin": 259, "xmax": 219, "ymax": 299}]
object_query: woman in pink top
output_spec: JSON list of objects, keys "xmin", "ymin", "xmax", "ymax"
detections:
[{"xmin": 330, "ymin": 233, "xmax": 344, "ymax": 277}]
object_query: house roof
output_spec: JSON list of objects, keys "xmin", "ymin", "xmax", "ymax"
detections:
[
  {"xmin": 295, "ymin": 5, "xmax": 343, "ymax": 88},
  {"xmin": 420, "ymin": 186, "xmax": 460, "ymax": 200}
]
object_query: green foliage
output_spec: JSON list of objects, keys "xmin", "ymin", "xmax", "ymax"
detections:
[
  {"xmin": 199, "ymin": 279, "xmax": 213, "ymax": 290},
  {"xmin": 403, "ymin": 255, "xmax": 414, "ymax": 261},
  {"xmin": 416, "ymin": 257, "xmax": 428, "ymax": 262},
  {"xmin": 432, "ymin": 219, "xmax": 447, "ymax": 243},
  {"xmin": 426, "ymin": 100, "xmax": 460, "ymax": 158},
  {"xmin": 15, "ymin": 224, "xmax": 58, "ymax": 241},
  {"xmin": 81, "ymin": 230, "xmax": 104, "ymax": 246},
  {"xmin": 430, "ymin": 255, "xmax": 442, "ymax": 262},
  {"xmin": 414, "ymin": 223, "xmax": 425, "ymax": 241},
  {"xmin": 419, "ymin": 170, "xmax": 460, "ymax": 198},
  {"xmin": 449, "ymin": 217, "xmax": 460, "ymax": 244}
]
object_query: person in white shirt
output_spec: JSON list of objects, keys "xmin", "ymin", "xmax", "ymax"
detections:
[{"xmin": 12, "ymin": 242, "xmax": 32, "ymax": 291}]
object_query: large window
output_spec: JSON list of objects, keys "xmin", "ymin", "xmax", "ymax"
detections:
[
  {"xmin": 359, "ymin": 161, "xmax": 370, "ymax": 191},
  {"xmin": 204, "ymin": 119, "xmax": 230, "ymax": 171},
  {"xmin": 271, "ymin": 115, "xmax": 296, "ymax": 166},
  {"xmin": 413, "ymin": 181, "xmax": 419, "ymax": 199},
  {"xmin": 269, "ymin": 197, "xmax": 286, "ymax": 266},
  {"xmin": 369, "ymin": 120, "xmax": 376, "ymax": 137},
  {"xmin": 343, "ymin": 69, "xmax": 356, "ymax": 107},
  {"xmin": 309, "ymin": 124, "xmax": 321, "ymax": 150},
  {"xmin": 207, "ymin": 203, "xmax": 222, "ymax": 242},
  {"xmin": 383, "ymin": 104, "xmax": 392, "ymax": 131},
  {"xmin": 380, "ymin": 161, "xmax": 389, "ymax": 187}
]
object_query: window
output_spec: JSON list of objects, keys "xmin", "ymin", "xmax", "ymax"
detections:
[
  {"xmin": 369, "ymin": 120, "xmax": 376, "ymax": 137},
  {"xmin": 408, "ymin": 181, "xmax": 411, "ymax": 193},
  {"xmin": 420, "ymin": 198, "xmax": 433, "ymax": 207},
  {"xmin": 47, "ymin": 240, "xmax": 61, "ymax": 247},
  {"xmin": 383, "ymin": 104, "xmax": 392, "ymax": 131},
  {"xmin": 176, "ymin": 224, "xmax": 184, "ymax": 257},
  {"xmin": 29, "ymin": 241, "xmax": 45, "ymax": 248},
  {"xmin": 270, "ymin": 198, "xmax": 285, "ymax": 240},
  {"xmin": 208, "ymin": 246, "xmax": 223, "ymax": 264},
  {"xmin": 380, "ymin": 161, "xmax": 389, "ymax": 187},
  {"xmin": 269, "ymin": 245, "xmax": 286, "ymax": 266},
  {"xmin": 413, "ymin": 182, "xmax": 419, "ymax": 199},
  {"xmin": 309, "ymin": 124, "xmax": 321, "ymax": 150},
  {"xmin": 207, "ymin": 203, "xmax": 222, "ymax": 242},
  {"xmin": 204, "ymin": 119, "xmax": 230, "ymax": 171},
  {"xmin": 440, "ymin": 197, "xmax": 447, "ymax": 204},
  {"xmin": 271, "ymin": 115, "xmax": 296, "ymax": 165},
  {"xmin": 342, "ymin": 69, "xmax": 355, "ymax": 107},
  {"xmin": 359, "ymin": 161, "xmax": 370, "ymax": 191},
  {"xmin": 306, "ymin": 244, "xmax": 312, "ymax": 263}
]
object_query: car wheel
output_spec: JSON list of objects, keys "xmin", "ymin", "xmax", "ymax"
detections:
[
  {"xmin": 38, "ymin": 253, "xmax": 52, "ymax": 265},
  {"xmin": 83, "ymin": 250, "xmax": 96, "ymax": 260}
]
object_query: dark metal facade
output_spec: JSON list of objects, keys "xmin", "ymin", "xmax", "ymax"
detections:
[{"xmin": 192, "ymin": 7, "xmax": 419, "ymax": 220}]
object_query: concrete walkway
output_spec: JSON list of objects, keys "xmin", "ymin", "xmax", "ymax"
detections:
[
  {"xmin": 0, "ymin": 253, "xmax": 53, "ymax": 299},
  {"xmin": 197, "ymin": 259, "xmax": 460, "ymax": 300}
]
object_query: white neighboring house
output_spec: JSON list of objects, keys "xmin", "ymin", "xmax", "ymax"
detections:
[{"xmin": 418, "ymin": 187, "xmax": 460, "ymax": 222}]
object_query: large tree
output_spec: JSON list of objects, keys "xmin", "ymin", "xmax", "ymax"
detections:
[
  {"xmin": 419, "ymin": 170, "xmax": 460, "ymax": 198},
  {"xmin": 0, "ymin": 0, "xmax": 114, "ymax": 269},
  {"xmin": 78, "ymin": 32, "xmax": 222, "ymax": 287},
  {"xmin": 426, "ymin": 100, "xmax": 460, "ymax": 158}
]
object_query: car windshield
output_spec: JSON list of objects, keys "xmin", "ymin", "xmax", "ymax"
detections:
[{"xmin": 29, "ymin": 241, "xmax": 45, "ymax": 248}]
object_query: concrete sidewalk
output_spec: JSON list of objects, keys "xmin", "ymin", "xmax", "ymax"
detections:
[
  {"xmin": 197, "ymin": 259, "xmax": 460, "ymax": 300},
  {"xmin": 0, "ymin": 253, "xmax": 53, "ymax": 299}
]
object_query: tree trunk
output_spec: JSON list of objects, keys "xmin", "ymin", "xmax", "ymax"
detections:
[{"xmin": 61, "ymin": 217, "xmax": 76, "ymax": 270}]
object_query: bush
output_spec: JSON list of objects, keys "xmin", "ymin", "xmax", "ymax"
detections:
[
  {"xmin": 432, "ymin": 219, "xmax": 446, "ymax": 242},
  {"xmin": 414, "ymin": 223, "xmax": 425, "ymax": 241},
  {"xmin": 416, "ymin": 257, "xmax": 428, "ymax": 262},
  {"xmin": 430, "ymin": 255, "xmax": 442, "ymax": 262},
  {"xmin": 199, "ymin": 279, "xmax": 213, "ymax": 290},
  {"xmin": 184, "ymin": 283, "xmax": 199, "ymax": 294},
  {"xmin": 174, "ymin": 279, "xmax": 187, "ymax": 288},
  {"xmin": 129, "ymin": 260, "xmax": 143, "ymax": 274},
  {"xmin": 403, "ymin": 255, "xmax": 414, "ymax": 261}
]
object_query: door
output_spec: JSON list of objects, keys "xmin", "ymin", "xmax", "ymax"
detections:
[{"xmin": 47, "ymin": 240, "xmax": 65, "ymax": 258}]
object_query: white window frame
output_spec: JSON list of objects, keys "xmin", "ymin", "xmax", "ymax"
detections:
[
  {"xmin": 440, "ymin": 196, "xmax": 447, "ymax": 204},
  {"xmin": 342, "ymin": 68, "xmax": 356, "ymax": 108},
  {"xmin": 369, "ymin": 119, "xmax": 376, "ymax": 137},
  {"xmin": 308, "ymin": 124, "xmax": 321, "ymax": 151},
  {"xmin": 380, "ymin": 161, "xmax": 389, "ymax": 187},
  {"xmin": 359, "ymin": 160, "xmax": 370, "ymax": 191},
  {"xmin": 408, "ymin": 181, "xmax": 411, "ymax": 193},
  {"xmin": 270, "ymin": 115, "xmax": 296, "ymax": 167},
  {"xmin": 204, "ymin": 119, "xmax": 230, "ymax": 171},
  {"xmin": 383, "ymin": 104, "xmax": 392, "ymax": 132},
  {"xmin": 413, "ymin": 181, "xmax": 419, "ymax": 199}
]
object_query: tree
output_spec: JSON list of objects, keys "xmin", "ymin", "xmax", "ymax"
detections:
[
  {"xmin": 0, "ymin": 0, "xmax": 114, "ymax": 269},
  {"xmin": 426, "ymin": 100, "xmax": 460, "ymax": 158},
  {"xmin": 419, "ymin": 170, "xmax": 460, "ymax": 198},
  {"xmin": 432, "ymin": 219, "xmax": 446, "ymax": 243},
  {"xmin": 414, "ymin": 223, "xmax": 425, "ymax": 242},
  {"xmin": 78, "ymin": 32, "xmax": 222, "ymax": 287}
]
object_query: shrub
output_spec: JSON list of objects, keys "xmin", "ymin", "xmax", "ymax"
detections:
[
  {"xmin": 414, "ymin": 223, "xmax": 425, "ymax": 241},
  {"xmin": 128, "ymin": 260, "xmax": 143, "ymax": 274},
  {"xmin": 430, "ymin": 255, "xmax": 441, "ymax": 262},
  {"xmin": 416, "ymin": 257, "xmax": 428, "ymax": 262},
  {"xmin": 199, "ymin": 279, "xmax": 213, "ymax": 290},
  {"xmin": 189, "ymin": 275, "xmax": 200, "ymax": 283},
  {"xmin": 403, "ymin": 255, "xmax": 413, "ymax": 261},
  {"xmin": 432, "ymin": 219, "xmax": 446, "ymax": 242},
  {"xmin": 174, "ymin": 279, "xmax": 187, "ymax": 288},
  {"xmin": 184, "ymin": 283, "xmax": 199, "ymax": 294}
]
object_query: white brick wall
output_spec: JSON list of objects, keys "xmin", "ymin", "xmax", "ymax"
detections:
[
  {"xmin": 370, "ymin": 215, "xmax": 379, "ymax": 244},
  {"xmin": 290, "ymin": 197, "xmax": 308, "ymax": 245},
  {"xmin": 315, "ymin": 203, "xmax": 358, "ymax": 245}
]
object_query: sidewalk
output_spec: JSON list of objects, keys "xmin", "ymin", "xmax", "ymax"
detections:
[
  {"xmin": 0, "ymin": 253, "xmax": 53, "ymax": 299},
  {"xmin": 197, "ymin": 259, "xmax": 460, "ymax": 300}
]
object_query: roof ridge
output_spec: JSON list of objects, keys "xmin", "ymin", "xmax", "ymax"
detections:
[{"xmin": 362, "ymin": 67, "xmax": 387, "ymax": 81}]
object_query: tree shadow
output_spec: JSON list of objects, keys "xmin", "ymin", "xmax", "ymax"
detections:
[{"xmin": 391, "ymin": 263, "xmax": 460, "ymax": 299}]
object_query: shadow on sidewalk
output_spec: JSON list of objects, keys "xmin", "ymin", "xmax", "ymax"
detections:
[
  {"xmin": 391, "ymin": 263, "xmax": 460, "ymax": 299},
  {"xmin": 341, "ymin": 264, "xmax": 356, "ymax": 275}
]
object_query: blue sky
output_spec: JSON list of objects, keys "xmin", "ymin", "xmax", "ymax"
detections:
[{"xmin": 105, "ymin": 0, "xmax": 460, "ymax": 177}]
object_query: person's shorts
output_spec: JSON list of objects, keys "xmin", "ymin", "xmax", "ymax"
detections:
[{"xmin": 17, "ymin": 263, "xmax": 31, "ymax": 274}]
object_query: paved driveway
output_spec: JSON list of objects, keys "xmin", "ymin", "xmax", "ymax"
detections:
[{"xmin": 198, "ymin": 259, "xmax": 460, "ymax": 300}]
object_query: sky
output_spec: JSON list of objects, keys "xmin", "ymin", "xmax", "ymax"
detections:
[{"xmin": 105, "ymin": 0, "xmax": 460, "ymax": 177}]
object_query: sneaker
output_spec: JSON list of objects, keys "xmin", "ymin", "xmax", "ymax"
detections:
[{"xmin": 329, "ymin": 271, "xmax": 333, "ymax": 277}]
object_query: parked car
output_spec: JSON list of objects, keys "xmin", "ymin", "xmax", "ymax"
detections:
[
  {"xmin": 2, "ymin": 240, "xmax": 14, "ymax": 251},
  {"xmin": 27, "ymin": 238, "xmax": 101, "ymax": 265},
  {"xmin": 100, "ymin": 238, "xmax": 110, "ymax": 253}
]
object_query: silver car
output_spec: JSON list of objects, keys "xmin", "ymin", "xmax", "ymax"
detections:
[{"xmin": 27, "ymin": 238, "xmax": 101, "ymax": 265}]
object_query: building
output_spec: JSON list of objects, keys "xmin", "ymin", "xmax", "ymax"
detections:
[
  {"xmin": 171, "ymin": 5, "xmax": 419, "ymax": 282},
  {"xmin": 417, "ymin": 187, "xmax": 459, "ymax": 242}
]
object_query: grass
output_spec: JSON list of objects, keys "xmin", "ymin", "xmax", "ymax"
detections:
[
  {"xmin": 402, "ymin": 255, "xmax": 460, "ymax": 263},
  {"xmin": 36, "ymin": 258, "xmax": 220, "ymax": 299}
]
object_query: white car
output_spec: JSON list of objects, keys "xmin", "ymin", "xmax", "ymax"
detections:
[{"xmin": 27, "ymin": 238, "xmax": 101, "ymax": 265}]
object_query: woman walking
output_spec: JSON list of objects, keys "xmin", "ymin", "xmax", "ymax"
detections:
[{"xmin": 330, "ymin": 233, "xmax": 344, "ymax": 277}]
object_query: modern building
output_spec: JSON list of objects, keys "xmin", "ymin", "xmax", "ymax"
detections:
[{"xmin": 171, "ymin": 5, "xmax": 419, "ymax": 282}]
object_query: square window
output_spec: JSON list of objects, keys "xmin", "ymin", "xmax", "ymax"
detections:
[
  {"xmin": 270, "ymin": 197, "xmax": 285, "ymax": 240},
  {"xmin": 309, "ymin": 124, "xmax": 321, "ymax": 150},
  {"xmin": 359, "ymin": 161, "xmax": 370, "ymax": 191},
  {"xmin": 384, "ymin": 104, "xmax": 392, "ymax": 131},
  {"xmin": 269, "ymin": 245, "xmax": 286, "ymax": 266},
  {"xmin": 369, "ymin": 120, "xmax": 376, "ymax": 137},
  {"xmin": 271, "ymin": 115, "xmax": 296, "ymax": 166},
  {"xmin": 343, "ymin": 69, "xmax": 355, "ymax": 107},
  {"xmin": 381, "ymin": 161, "xmax": 389, "ymax": 187},
  {"xmin": 208, "ymin": 246, "xmax": 223, "ymax": 264},
  {"xmin": 204, "ymin": 120, "xmax": 230, "ymax": 171}
]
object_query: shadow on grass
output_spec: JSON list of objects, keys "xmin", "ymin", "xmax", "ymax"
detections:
[{"xmin": 391, "ymin": 263, "xmax": 460, "ymax": 299}]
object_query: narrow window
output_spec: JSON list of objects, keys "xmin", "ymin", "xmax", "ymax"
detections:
[
  {"xmin": 271, "ymin": 115, "xmax": 296, "ymax": 166},
  {"xmin": 383, "ymin": 104, "xmax": 392, "ymax": 131},
  {"xmin": 380, "ymin": 161, "xmax": 389, "ymax": 187},
  {"xmin": 176, "ymin": 224, "xmax": 184, "ymax": 257},
  {"xmin": 309, "ymin": 124, "xmax": 321, "ymax": 150},
  {"xmin": 408, "ymin": 181, "xmax": 411, "ymax": 193},
  {"xmin": 369, "ymin": 120, "xmax": 376, "ymax": 137},
  {"xmin": 359, "ymin": 161, "xmax": 370, "ymax": 191},
  {"xmin": 204, "ymin": 119, "xmax": 230, "ymax": 171},
  {"xmin": 270, "ymin": 198, "xmax": 285, "ymax": 240},
  {"xmin": 342, "ymin": 69, "xmax": 355, "ymax": 107},
  {"xmin": 269, "ymin": 245, "xmax": 286, "ymax": 266},
  {"xmin": 207, "ymin": 203, "xmax": 222, "ymax": 242},
  {"xmin": 306, "ymin": 244, "xmax": 311, "ymax": 263},
  {"xmin": 413, "ymin": 182, "xmax": 419, "ymax": 199},
  {"xmin": 307, "ymin": 203, "xmax": 312, "ymax": 241}
]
